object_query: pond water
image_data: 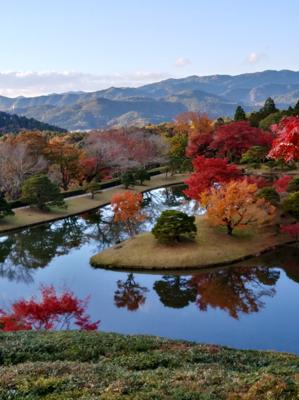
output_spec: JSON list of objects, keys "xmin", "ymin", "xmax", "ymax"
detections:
[{"xmin": 0, "ymin": 185, "xmax": 298, "ymax": 354}]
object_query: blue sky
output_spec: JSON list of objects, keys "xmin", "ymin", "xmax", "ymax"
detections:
[{"xmin": 0, "ymin": 0, "xmax": 298, "ymax": 96}]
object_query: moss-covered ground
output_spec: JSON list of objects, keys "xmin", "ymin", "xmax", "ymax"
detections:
[{"xmin": 0, "ymin": 331, "xmax": 298, "ymax": 399}]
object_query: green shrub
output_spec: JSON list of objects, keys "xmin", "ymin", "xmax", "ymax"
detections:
[
  {"xmin": 287, "ymin": 177, "xmax": 299, "ymax": 193},
  {"xmin": 240, "ymin": 146, "xmax": 268, "ymax": 166},
  {"xmin": 0, "ymin": 193, "xmax": 14, "ymax": 219},
  {"xmin": 257, "ymin": 187, "xmax": 280, "ymax": 205},
  {"xmin": 283, "ymin": 192, "xmax": 299, "ymax": 219},
  {"xmin": 134, "ymin": 168, "xmax": 151, "ymax": 185},
  {"xmin": 152, "ymin": 210, "xmax": 197, "ymax": 244},
  {"xmin": 21, "ymin": 174, "xmax": 66, "ymax": 211}
]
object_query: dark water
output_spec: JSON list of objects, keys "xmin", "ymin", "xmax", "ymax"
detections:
[{"xmin": 0, "ymin": 185, "xmax": 298, "ymax": 354}]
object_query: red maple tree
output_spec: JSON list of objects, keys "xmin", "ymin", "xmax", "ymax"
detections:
[
  {"xmin": 273, "ymin": 175, "xmax": 293, "ymax": 193},
  {"xmin": 268, "ymin": 116, "xmax": 299, "ymax": 162},
  {"xmin": 0, "ymin": 286, "xmax": 99, "ymax": 331},
  {"xmin": 184, "ymin": 156, "xmax": 242, "ymax": 201},
  {"xmin": 210, "ymin": 121, "xmax": 273, "ymax": 160},
  {"xmin": 280, "ymin": 223, "xmax": 299, "ymax": 240}
]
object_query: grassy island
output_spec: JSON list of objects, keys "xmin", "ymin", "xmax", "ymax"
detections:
[
  {"xmin": 0, "ymin": 331, "xmax": 298, "ymax": 399},
  {"xmin": 90, "ymin": 216, "xmax": 292, "ymax": 270}
]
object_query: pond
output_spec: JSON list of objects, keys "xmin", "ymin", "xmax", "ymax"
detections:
[{"xmin": 0, "ymin": 185, "xmax": 298, "ymax": 354}]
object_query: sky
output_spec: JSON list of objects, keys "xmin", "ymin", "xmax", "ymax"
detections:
[{"xmin": 0, "ymin": 0, "xmax": 299, "ymax": 97}]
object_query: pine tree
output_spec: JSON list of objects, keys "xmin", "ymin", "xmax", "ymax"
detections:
[
  {"xmin": 261, "ymin": 97, "xmax": 278, "ymax": 116},
  {"xmin": 293, "ymin": 100, "xmax": 299, "ymax": 116},
  {"xmin": 234, "ymin": 105, "xmax": 246, "ymax": 121}
]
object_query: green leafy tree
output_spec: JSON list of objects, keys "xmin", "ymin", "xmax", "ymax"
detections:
[
  {"xmin": 21, "ymin": 174, "xmax": 66, "ymax": 211},
  {"xmin": 152, "ymin": 210, "xmax": 197, "ymax": 244},
  {"xmin": 259, "ymin": 112, "xmax": 283, "ymax": 131},
  {"xmin": 283, "ymin": 192, "xmax": 299, "ymax": 219},
  {"xmin": 121, "ymin": 171, "xmax": 136, "ymax": 189},
  {"xmin": 234, "ymin": 105, "xmax": 246, "ymax": 121},
  {"xmin": 0, "ymin": 194, "xmax": 14, "ymax": 220},
  {"xmin": 85, "ymin": 180, "xmax": 101, "ymax": 199},
  {"xmin": 257, "ymin": 187, "xmax": 280, "ymax": 206},
  {"xmin": 134, "ymin": 168, "xmax": 150, "ymax": 185},
  {"xmin": 241, "ymin": 146, "xmax": 268, "ymax": 165},
  {"xmin": 287, "ymin": 177, "xmax": 299, "ymax": 193}
]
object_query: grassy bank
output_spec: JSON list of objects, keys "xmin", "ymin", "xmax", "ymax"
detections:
[
  {"xmin": 0, "ymin": 174, "xmax": 187, "ymax": 234},
  {"xmin": 0, "ymin": 331, "xmax": 298, "ymax": 399},
  {"xmin": 91, "ymin": 215, "xmax": 292, "ymax": 270}
]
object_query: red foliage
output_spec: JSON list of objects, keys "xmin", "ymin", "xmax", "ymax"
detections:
[
  {"xmin": 268, "ymin": 116, "xmax": 299, "ymax": 162},
  {"xmin": 244, "ymin": 176, "xmax": 270, "ymax": 189},
  {"xmin": 184, "ymin": 156, "xmax": 242, "ymax": 201},
  {"xmin": 280, "ymin": 223, "xmax": 299, "ymax": 240},
  {"xmin": 273, "ymin": 175, "xmax": 293, "ymax": 193},
  {"xmin": 0, "ymin": 286, "xmax": 100, "ymax": 331},
  {"xmin": 210, "ymin": 121, "xmax": 273, "ymax": 159},
  {"xmin": 186, "ymin": 132, "xmax": 213, "ymax": 158}
]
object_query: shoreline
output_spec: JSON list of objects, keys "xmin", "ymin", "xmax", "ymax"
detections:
[{"xmin": 0, "ymin": 173, "xmax": 187, "ymax": 235}]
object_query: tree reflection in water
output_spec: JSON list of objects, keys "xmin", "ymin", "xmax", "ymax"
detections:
[
  {"xmin": 114, "ymin": 273, "xmax": 149, "ymax": 311},
  {"xmin": 154, "ymin": 276, "xmax": 196, "ymax": 308},
  {"xmin": 189, "ymin": 266, "xmax": 280, "ymax": 319}
]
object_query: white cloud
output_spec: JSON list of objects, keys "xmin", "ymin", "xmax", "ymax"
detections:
[
  {"xmin": 175, "ymin": 57, "xmax": 191, "ymax": 67},
  {"xmin": 0, "ymin": 71, "xmax": 171, "ymax": 97},
  {"xmin": 247, "ymin": 52, "xmax": 265, "ymax": 64}
]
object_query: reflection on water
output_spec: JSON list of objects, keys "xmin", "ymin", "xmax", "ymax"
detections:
[{"xmin": 0, "ymin": 185, "xmax": 298, "ymax": 353}]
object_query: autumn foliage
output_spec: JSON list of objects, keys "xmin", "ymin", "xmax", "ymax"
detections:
[
  {"xmin": 268, "ymin": 116, "xmax": 299, "ymax": 162},
  {"xmin": 273, "ymin": 175, "xmax": 293, "ymax": 193},
  {"xmin": 184, "ymin": 156, "xmax": 242, "ymax": 201},
  {"xmin": 111, "ymin": 191, "xmax": 145, "ymax": 235},
  {"xmin": 0, "ymin": 286, "xmax": 99, "ymax": 331},
  {"xmin": 210, "ymin": 121, "xmax": 273, "ymax": 160},
  {"xmin": 200, "ymin": 180, "xmax": 276, "ymax": 235},
  {"xmin": 185, "ymin": 114, "xmax": 214, "ymax": 158},
  {"xmin": 280, "ymin": 223, "xmax": 299, "ymax": 240}
]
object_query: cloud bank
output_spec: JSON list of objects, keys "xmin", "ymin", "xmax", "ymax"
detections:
[{"xmin": 0, "ymin": 71, "xmax": 171, "ymax": 97}]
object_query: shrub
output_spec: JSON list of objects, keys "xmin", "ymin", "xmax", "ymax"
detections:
[
  {"xmin": 134, "ymin": 168, "xmax": 151, "ymax": 185},
  {"xmin": 283, "ymin": 192, "xmax": 299, "ymax": 219},
  {"xmin": 0, "ymin": 193, "xmax": 14, "ymax": 219},
  {"xmin": 257, "ymin": 187, "xmax": 280, "ymax": 205},
  {"xmin": 21, "ymin": 174, "xmax": 66, "ymax": 211},
  {"xmin": 240, "ymin": 146, "xmax": 268, "ymax": 165},
  {"xmin": 287, "ymin": 177, "xmax": 299, "ymax": 193},
  {"xmin": 152, "ymin": 210, "xmax": 197, "ymax": 244}
]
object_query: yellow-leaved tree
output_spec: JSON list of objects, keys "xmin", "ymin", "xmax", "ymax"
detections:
[{"xmin": 200, "ymin": 180, "xmax": 276, "ymax": 236}]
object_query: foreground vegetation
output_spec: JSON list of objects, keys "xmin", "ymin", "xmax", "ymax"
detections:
[{"xmin": 0, "ymin": 331, "xmax": 297, "ymax": 399}]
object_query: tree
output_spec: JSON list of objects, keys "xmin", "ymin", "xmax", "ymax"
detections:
[
  {"xmin": 45, "ymin": 137, "xmax": 83, "ymax": 190},
  {"xmin": 257, "ymin": 187, "xmax": 280, "ymax": 206},
  {"xmin": 152, "ymin": 210, "xmax": 197, "ymax": 244},
  {"xmin": 261, "ymin": 97, "xmax": 278, "ymax": 115},
  {"xmin": 287, "ymin": 177, "xmax": 299, "ymax": 193},
  {"xmin": 234, "ymin": 105, "xmax": 246, "ymax": 121},
  {"xmin": 293, "ymin": 100, "xmax": 299, "ymax": 116},
  {"xmin": 114, "ymin": 273, "xmax": 148, "ymax": 311},
  {"xmin": 283, "ymin": 192, "xmax": 299, "ymax": 219},
  {"xmin": 154, "ymin": 276, "xmax": 196, "ymax": 308},
  {"xmin": 200, "ymin": 180, "xmax": 276, "ymax": 235},
  {"xmin": 0, "ymin": 193, "xmax": 14, "ymax": 220},
  {"xmin": 0, "ymin": 286, "xmax": 99, "ymax": 331},
  {"xmin": 240, "ymin": 146, "xmax": 268, "ymax": 165},
  {"xmin": 111, "ymin": 191, "xmax": 145, "ymax": 236},
  {"xmin": 185, "ymin": 114, "xmax": 214, "ymax": 158},
  {"xmin": 210, "ymin": 121, "xmax": 273, "ymax": 161},
  {"xmin": 21, "ymin": 174, "xmax": 66, "ymax": 211},
  {"xmin": 184, "ymin": 156, "xmax": 242, "ymax": 202},
  {"xmin": 259, "ymin": 112, "xmax": 282, "ymax": 131},
  {"xmin": 85, "ymin": 180, "xmax": 101, "ymax": 199},
  {"xmin": 121, "ymin": 171, "xmax": 136, "ymax": 188},
  {"xmin": 268, "ymin": 116, "xmax": 299, "ymax": 162},
  {"xmin": 134, "ymin": 168, "xmax": 150, "ymax": 185},
  {"xmin": 273, "ymin": 175, "xmax": 293, "ymax": 193}
]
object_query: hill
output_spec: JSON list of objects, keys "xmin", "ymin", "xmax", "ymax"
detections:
[
  {"xmin": 0, "ymin": 70, "xmax": 299, "ymax": 130},
  {"xmin": 0, "ymin": 110, "xmax": 67, "ymax": 134}
]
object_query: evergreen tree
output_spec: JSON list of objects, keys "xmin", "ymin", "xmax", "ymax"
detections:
[
  {"xmin": 0, "ymin": 193, "xmax": 14, "ymax": 219},
  {"xmin": 261, "ymin": 97, "xmax": 278, "ymax": 116},
  {"xmin": 293, "ymin": 100, "xmax": 299, "ymax": 116},
  {"xmin": 234, "ymin": 105, "xmax": 246, "ymax": 121},
  {"xmin": 21, "ymin": 174, "xmax": 66, "ymax": 211}
]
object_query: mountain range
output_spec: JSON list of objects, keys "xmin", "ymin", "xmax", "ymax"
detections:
[{"xmin": 1, "ymin": 69, "xmax": 299, "ymax": 131}]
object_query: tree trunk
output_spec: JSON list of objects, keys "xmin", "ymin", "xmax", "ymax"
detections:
[{"xmin": 227, "ymin": 224, "xmax": 233, "ymax": 236}]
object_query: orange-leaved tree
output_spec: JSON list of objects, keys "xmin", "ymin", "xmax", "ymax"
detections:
[
  {"xmin": 200, "ymin": 180, "xmax": 276, "ymax": 235},
  {"xmin": 111, "ymin": 191, "xmax": 145, "ymax": 236}
]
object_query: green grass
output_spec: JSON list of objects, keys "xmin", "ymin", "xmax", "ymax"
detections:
[{"xmin": 0, "ymin": 331, "xmax": 298, "ymax": 399}]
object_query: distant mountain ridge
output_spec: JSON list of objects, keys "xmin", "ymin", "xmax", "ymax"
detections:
[
  {"xmin": 0, "ymin": 69, "xmax": 299, "ymax": 130},
  {"xmin": 0, "ymin": 111, "xmax": 67, "ymax": 134}
]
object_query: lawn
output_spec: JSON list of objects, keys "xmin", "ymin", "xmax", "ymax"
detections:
[{"xmin": 90, "ymin": 215, "xmax": 292, "ymax": 270}]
